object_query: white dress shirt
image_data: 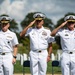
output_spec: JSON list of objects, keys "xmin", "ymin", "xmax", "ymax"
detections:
[
  {"xmin": 0, "ymin": 29, "xmax": 18, "ymax": 52},
  {"xmin": 56, "ymin": 28, "xmax": 75, "ymax": 51},
  {"xmin": 25, "ymin": 26, "xmax": 54, "ymax": 50}
]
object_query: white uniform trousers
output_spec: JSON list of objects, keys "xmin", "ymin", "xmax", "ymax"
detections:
[
  {"xmin": 60, "ymin": 52, "xmax": 75, "ymax": 75},
  {"xmin": 0, "ymin": 53, "xmax": 13, "ymax": 75},
  {"xmin": 29, "ymin": 50, "xmax": 48, "ymax": 75}
]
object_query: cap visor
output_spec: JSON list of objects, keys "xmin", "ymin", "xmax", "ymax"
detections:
[
  {"xmin": 1, "ymin": 21, "xmax": 9, "ymax": 23},
  {"xmin": 67, "ymin": 20, "xmax": 75, "ymax": 22},
  {"xmin": 35, "ymin": 18, "xmax": 43, "ymax": 20}
]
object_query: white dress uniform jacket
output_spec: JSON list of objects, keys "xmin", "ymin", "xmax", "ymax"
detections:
[
  {"xmin": 25, "ymin": 26, "xmax": 53, "ymax": 51},
  {"xmin": 56, "ymin": 28, "xmax": 75, "ymax": 51}
]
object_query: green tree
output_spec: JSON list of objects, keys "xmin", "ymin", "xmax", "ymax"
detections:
[{"xmin": 10, "ymin": 19, "xmax": 18, "ymax": 32}]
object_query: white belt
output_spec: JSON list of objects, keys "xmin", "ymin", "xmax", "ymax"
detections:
[
  {"xmin": 0, "ymin": 52, "xmax": 11, "ymax": 55},
  {"xmin": 32, "ymin": 50, "xmax": 46, "ymax": 53},
  {"xmin": 63, "ymin": 50, "xmax": 75, "ymax": 54},
  {"xmin": 32, "ymin": 50, "xmax": 42, "ymax": 53}
]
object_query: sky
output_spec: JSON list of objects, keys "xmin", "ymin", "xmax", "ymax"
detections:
[{"xmin": 0, "ymin": 0, "xmax": 75, "ymax": 32}]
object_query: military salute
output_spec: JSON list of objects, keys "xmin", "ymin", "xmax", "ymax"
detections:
[
  {"xmin": 20, "ymin": 12, "xmax": 54, "ymax": 75},
  {"xmin": 0, "ymin": 15, "xmax": 19, "ymax": 75},
  {"xmin": 51, "ymin": 15, "xmax": 75, "ymax": 75}
]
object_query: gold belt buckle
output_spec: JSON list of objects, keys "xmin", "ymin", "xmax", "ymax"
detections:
[
  {"xmin": 38, "ymin": 50, "xmax": 41, "ymax": 53},
  {"xmin": 1, "ymin": 53, "xmax": 5, "ymax": 55}
]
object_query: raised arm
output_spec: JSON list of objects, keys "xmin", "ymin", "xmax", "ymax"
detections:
[
  {"xmin": 51, "ymin": 21, "xmax": 68, "ymax": 36},
  {"xmin": 20, "ymin": 20, "xmax": 36, "ymax": 37}
]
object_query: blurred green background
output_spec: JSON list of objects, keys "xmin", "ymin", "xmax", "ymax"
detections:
[{"xmin": 14, "ymin": 60, "xmax": 61, "ymax": 74}]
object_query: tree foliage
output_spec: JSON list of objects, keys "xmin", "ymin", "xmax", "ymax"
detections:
[
  {"xmin": 10, "ymin": 19, "xmax": 18, "ymax": 32},
  {"xmin": 21, "ymin": 12, "xmax": 34, "ymax": 29}
]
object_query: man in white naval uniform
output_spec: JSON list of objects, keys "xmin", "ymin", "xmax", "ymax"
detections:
[
  {"xmin": 0, "ymin": 15, "xmax": 19, "ymax": 75},
  {"xmin": 51, "ymin": 15, "xmax": 75, "ymax": 75},
  {"xmin": 20, "ymin": 12, "xmax": 54, "ymax": 75}
]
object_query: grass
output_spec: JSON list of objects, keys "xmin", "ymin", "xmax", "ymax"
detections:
[{"xmin": 14, "ymin": 60, "xmax": 61, "ymax": 74}]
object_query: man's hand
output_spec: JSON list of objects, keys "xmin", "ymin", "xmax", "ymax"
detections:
[
  {"xmin": 47, "ymin": 56, "xmax": 51, "ymax": 62},
  {"xmin": 12, "ymin": 58, "xmax": 16, "ymax": 64},
  {"xmin": 28, "ymin": 20, "xmax": 36, "ymax": 27},
  {"xmin": 20, "ymin": 20, "xmax": 36, "ymax": 37},
  {"xmin": 51, "ymin": 21, "xmax": 68, "ymax": 36},
  {"xmin": 60, "ymin": 21, "xmax": 68, "ymax": 27}
]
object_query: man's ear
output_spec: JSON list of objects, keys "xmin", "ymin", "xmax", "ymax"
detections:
[{"xmin": 8, "ymin": 23, "xmax": 10, "ymax": 27}]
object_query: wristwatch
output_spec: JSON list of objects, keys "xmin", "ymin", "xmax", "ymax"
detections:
[{"xmin": 13, "ymin": 56, "xmax": 17, "ymax": 59}]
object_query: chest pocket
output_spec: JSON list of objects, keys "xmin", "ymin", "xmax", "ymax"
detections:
[
  {"xmin": 30, "ymin": 32, "xmax": 36, "ymax": 38},
  {"xmin": 41, "ymin": 30, "xmax": 48, "ymax": 40},
  {"xmin": 6, "ymin": 36, "xmax": 13, "ymax": 45},
  {"xmin": 62, "ymin": 34, "xmax": 70, "ymax": 39},
  {"xmin": 64, "ymin": 36, "xmax": 69, "ymax": 39},
  {"xmin": 41, "ymin": 34, "xmax": 48, "ymax": 40}
]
